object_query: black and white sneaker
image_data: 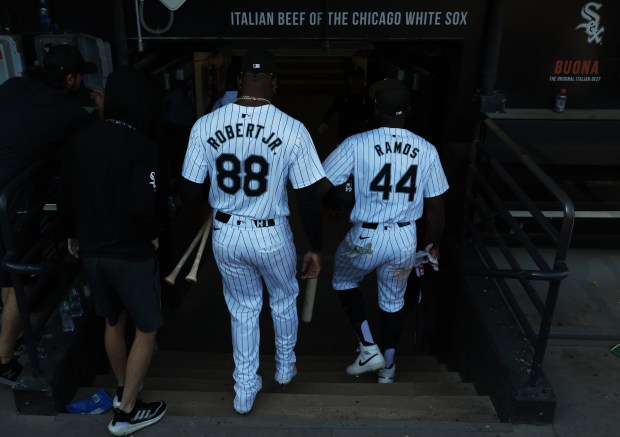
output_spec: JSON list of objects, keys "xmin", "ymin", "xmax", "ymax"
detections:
[
  {"xmin": 0, "ymin": 359, "xmax": 22, "ymax": 386},
  {"xmin": 107, "ymin": 400, "xmax": 166, "ymax": 436}
]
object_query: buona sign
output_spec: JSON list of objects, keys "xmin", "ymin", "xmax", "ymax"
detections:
[{"xmin": 548, "ymin": 2, "xmax": 606, "ymax": 84}]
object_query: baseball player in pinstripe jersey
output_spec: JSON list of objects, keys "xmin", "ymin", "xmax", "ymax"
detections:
[
  {"xmin": 320, "ymin": 78, "xmax": 448, "ymax": 383},
  {"xmin": 179, "ymin": 49, "xmax": 325, "ymax": 414}
]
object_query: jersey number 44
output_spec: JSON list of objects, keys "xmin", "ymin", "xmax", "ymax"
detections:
[{"xmin": 370, "ymin": 163, "xmax": 417, "ymax": 202}]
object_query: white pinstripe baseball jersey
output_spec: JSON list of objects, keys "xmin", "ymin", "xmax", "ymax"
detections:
[
  {"xmin": 182, "ymin": 103, "xmax": 325, "ymax": 219},
  {"xmin": 181, "ymin": 101, "xmax": 324, "ymax": 412},
  {"xmin": 322, "ymin": 126, "xmax": 448, "ymax": 223}
]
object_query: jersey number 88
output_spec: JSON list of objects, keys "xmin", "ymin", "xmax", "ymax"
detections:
[{"xmin": 216, "ymin": 153, "xmax": 269, "ymax": 197}]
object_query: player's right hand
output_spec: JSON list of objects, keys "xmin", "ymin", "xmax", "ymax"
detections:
[
  {"xmin": 67, "ymin": 238, "xmax": 79, "ymax": 258},
  {"xmin": 301, "ymin": 251, "xmax": 321, "ymax": 279}
]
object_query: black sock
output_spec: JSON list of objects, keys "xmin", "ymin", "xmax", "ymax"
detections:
[
  {"xmin": 337, "ymin": 288, "xmax": 373, "ymax": 346},
  {"xmin": 380, "ymin": 308, "xmax": 405, "ymax": 351}
]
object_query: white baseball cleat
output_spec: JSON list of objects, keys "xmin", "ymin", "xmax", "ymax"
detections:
[
  {"xmin": 377, "ymin": 364, "xmax": 396, "ymax": 383},
  {"xmin": 346, "ymin": 344, "xmax": 386, "ymax": 376},
  {"xmin": 233, "ymin": 376, "xmax": 262, "ymax": 415},
  {"xmin": 275, "ymin": 364, "xmax": 297, "ymax": 385}
]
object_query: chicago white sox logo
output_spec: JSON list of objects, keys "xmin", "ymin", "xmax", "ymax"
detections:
[
  {"xmin": 575, "ymin": 2, "xmax": 605, "ymax": 45},
  {"xmin": 149, "ymin": 171, "xmax": 156, "ymax": 190}
]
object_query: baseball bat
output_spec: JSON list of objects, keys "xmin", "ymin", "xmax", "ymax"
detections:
[
  {"xmin": 301, "ymin": 277, "xmax": 318, "ymax": 323},
  {"xmin": 185, "ymin": 211, "xmax": 213, "ymax": 283},
  {"xmin": 164, "ymin": 218, "xmax": 209, "ymax": 286}
]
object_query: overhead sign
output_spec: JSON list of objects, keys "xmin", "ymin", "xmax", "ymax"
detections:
[{"xmin": 131, "ymin": 0, "xmax": 484, "ymax": 39}]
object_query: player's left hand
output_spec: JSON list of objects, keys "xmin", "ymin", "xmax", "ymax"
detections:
[
  {"xmin": 301, "ymin": 251, "xmax": 321, "ymax": 279},
  {"xmin": 425, "ymin": 243, "xmax": 440, "ymax": 271}
]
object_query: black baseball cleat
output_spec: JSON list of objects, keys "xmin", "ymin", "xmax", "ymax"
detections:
[{"xmin": 107, "ymin": 400, "xmax": 166, "ymax": 436}]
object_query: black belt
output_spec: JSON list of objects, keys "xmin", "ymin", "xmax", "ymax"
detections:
[
  {"xmin": 361, "ymin": 222, "xmax": 411, "ymax": 229},
  {"xmin": 215, "ymin": 211, "xmax": 275, "ymax": 228}
]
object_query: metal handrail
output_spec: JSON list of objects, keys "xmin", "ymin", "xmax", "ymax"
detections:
[
  {"xmin": 0, "ymin": 160, "xmax": 78, "ymax": 375},
  {"xmin": 462, "ymin": 116, "xmax": 575, "ymax": 385}
]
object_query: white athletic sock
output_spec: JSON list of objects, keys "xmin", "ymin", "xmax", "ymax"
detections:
[
  {"xmin": 360, "ymin": 320, "xmax": 375, "ymax": 345},
  {"xmin": 383, "ymin": 348, "xmax": 396, "ymax": 368}
]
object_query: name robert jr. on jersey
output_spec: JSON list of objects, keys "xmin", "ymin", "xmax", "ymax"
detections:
[
  {"xmin": 206, "ymin": 123, "xmax": 283, "ymax": 154},
  {"xmin": 374, "ymin": 141, "xmax": 419, "ymax": 159}
]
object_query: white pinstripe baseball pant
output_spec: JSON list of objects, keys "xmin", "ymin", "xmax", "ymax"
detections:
[
  {"xmin": 332, "ymin": 222, "xmax": 417, "ymax": 313},
  {"xmin": 211, "ymin": 214, "xmax": 298, "ymax": 406}
]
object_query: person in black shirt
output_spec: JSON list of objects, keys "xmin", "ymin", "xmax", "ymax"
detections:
[
  {"xmin": 318, "ymin": 66, "xmax": 374, "ymax": 147},
  {"xmin": 60, "ymin": 66, "xmax": 166, "ymax": 436},
  {"xmin": 0, "ymin": 45, "xmax": 100, "ymax": 386}
]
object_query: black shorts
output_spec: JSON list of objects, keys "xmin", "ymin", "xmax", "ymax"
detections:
[{"xmin": 81, "ymin": 256, "xmax": 164, "ymax": 333}]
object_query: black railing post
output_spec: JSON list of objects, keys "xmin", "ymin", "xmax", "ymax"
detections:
[{"xmin": 529, "ymin": 276, "xmax": 563, "ymax": 385}]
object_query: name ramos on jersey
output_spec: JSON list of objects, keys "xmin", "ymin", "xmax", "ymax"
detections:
[
  {"xmin": 207, "ymin": 123, "xmax": 282, "ymax": 154},
  {"xmin": 374, "ymin": 141, "xmax": 419, "ymax": 159}
]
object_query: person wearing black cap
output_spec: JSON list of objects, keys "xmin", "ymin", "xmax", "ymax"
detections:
[
  {"xmin": 178, "ymin": 48, "xmax": 325, "ymax": 415},
  {"xmin": 39, "ymin": 44, "xmax": 98, "ymax": 91},
  {"xmin": 318, "ymin": 66, "xmax": 374, "ymax": 148},
  {"xmin": 319, "ymin": 78, "xmax": 449, "ymax": 384},
  {"xmin": 0, "ymin": 44, "xmax": 101, "ymax": 386}
]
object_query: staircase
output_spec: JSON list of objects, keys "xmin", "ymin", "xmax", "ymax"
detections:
[{"xmin": 71, "ymin": 350, "xmax": 499, "ymax": 427}]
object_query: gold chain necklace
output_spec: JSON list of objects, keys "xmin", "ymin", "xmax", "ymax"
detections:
[{"xmin": 235, "ymin": 95, "xmax": 271, "ymax": 105}]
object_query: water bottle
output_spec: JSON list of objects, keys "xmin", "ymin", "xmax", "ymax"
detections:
[
  {"xmin": 82, "ymin": 281, "xmax": 91, "ymax": 297},
  {"xmin": 39, "ymin": 0, "xmax": 52, "ymax": 33},
  {"xmin": 68, "ymin": 287, "xmax": 83, "ymax": 317},
  {"xmin": 60, "ymin": 300, "xmax": 75, "ymax": 332},
  {"xmin": 554, "ymin": 87, "xmax": 567, "ymax": 113}
]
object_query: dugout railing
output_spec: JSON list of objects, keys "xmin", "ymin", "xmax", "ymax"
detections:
[
  {"xmin": 0, "ymin": 159, "xmax": 80, "ymax": 376},
  {"xmin": 461, "ymin": 116, "xmax": 574, "ymax": 385}
]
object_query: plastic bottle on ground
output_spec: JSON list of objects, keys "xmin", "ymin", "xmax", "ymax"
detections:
[
  {"xmin": 68, "ymin": 287, "xmax": 83, "ymax": 317},
  {"xmin": 60, "ymin": 300, "xmax": 75, "ymax": 333}
]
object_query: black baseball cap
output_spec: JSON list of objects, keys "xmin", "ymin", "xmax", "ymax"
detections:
[
  {"xmin": 368, "ymin": 79, "xmax": 410, "ymax": 117},
  {"xmin": 43, "ymin": 44, "xmax": 97, "ymax": 75},
  {"xmin": 240, "ymin": 49, "xmax": 277, "ymax": 76}
]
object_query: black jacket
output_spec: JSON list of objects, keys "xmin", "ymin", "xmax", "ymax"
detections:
[
  {"xmin": 0, "ymin": 77, "xmax": 91, "ymax": 188},
  {"xmin": 61, "ymin": 67, "xmax": 160, "ymax": 260}
]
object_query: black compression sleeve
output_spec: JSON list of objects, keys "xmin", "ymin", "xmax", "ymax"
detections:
[
  {"xmin": 295, "ymin": 182, "xmax": 324, "ymax": 252},
  {"xmin": 177, "ymin": 176, "xmax": 209, "ymax": 205}
]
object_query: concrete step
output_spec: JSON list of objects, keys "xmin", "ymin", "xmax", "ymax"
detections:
[
  {"xmin": 144, "ymin": 366, "xmax": 463, "ymax": 382},
  {"xmin": 92, "ymin": 375, "xmax": 477, "ymax": 396},
  {"xmin": 50, "ymin": 414, "xmax": 550, "ymax": 437},
  {"xmin": 81, "ymin": 351, "xmax": 494, "ymax": 423},
  {"xmin": 74, "ymin": 388, "xmax": 499, "ymax": 422},
  {"xmin": 150, "ymin": 350, "xmax": 447, "ymax": 372}
]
